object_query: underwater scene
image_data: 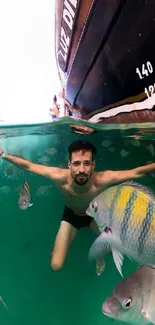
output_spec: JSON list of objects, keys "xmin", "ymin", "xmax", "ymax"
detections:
[{"xmin": 0, "ymin": 118, "xmax": 155, "ymax": 325}]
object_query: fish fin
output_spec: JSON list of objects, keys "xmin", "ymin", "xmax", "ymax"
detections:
[
  {"xmin": 28, "ymin": 203, "xmax": 33, "ymax": 207},
  {"xmin": 112, "ymin": 248, "xmax": 124, "ymax": 277},
  {"xmin": 141, "ymin": 309, "xmax": 155, "ymax": 324},
  {"xmin": 121, "ymin": 180, "xmax": 155, "ymax": 198},
  {"xmin": 0, "ymin": 296, "xmax": 8, "ymax": 310},
  {"xmin": 88, "ymin": 233, "xmax": 111, "ymax": 260},
  {"xmin": 147, "ymin": 264, "xmax": 155, "ymax": 269}
]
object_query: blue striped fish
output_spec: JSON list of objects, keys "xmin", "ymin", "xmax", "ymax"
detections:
[{"xmin": 86, "ymin": 181, "xmax": 155, "ymax": 277}]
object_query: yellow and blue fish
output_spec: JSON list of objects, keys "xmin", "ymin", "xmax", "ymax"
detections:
[{"xmin": 86, "ymin": 181, "xmax": 155, "ymax": 277}]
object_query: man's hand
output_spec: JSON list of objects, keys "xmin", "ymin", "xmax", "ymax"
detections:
[
  {"xmin": 0, "ymin": 147, "xmax": 4, "ymax": 155},
  {"xmin": 0, "ymin": 147, "xmax": 5, "ymax": 158}
]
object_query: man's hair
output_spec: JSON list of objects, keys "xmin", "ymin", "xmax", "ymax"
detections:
[{"xmin": 68, "ymin": 140, "xmax": 97, "ymax": 160}]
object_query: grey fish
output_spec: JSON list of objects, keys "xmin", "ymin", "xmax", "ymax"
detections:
[
  {"xmin": 147, "ymin": 144, "xmax": 155, "ymax": 157},
  {"xmin": 101, "ymin": 139, "xmax": 113, "ymax": 147},
  {"xmin": 86, "ymin": 181, "xmax": 155, "ymax": 277},
  {"xmin": 102, "ymin": 266, "xmax": 155, "ymax": 325},
  {"xmin": 0, "ymin": 186, "xmax": 11, "ymax": 194},
  {"xmin": 45, "ymin": 147, "xmax": 57, "ymax": 155},
  {"xmin": 18, "ymin": 181, "xmax": 33, "ymax": 210},
  {"xmin": 36, "ymin": 185, "xmax": 53, "ymax": 196},
  {"xmin": 120, "ymin": 149, "xmax": 129, "ymax": 158}
]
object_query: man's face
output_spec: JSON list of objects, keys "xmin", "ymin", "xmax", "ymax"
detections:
[{"xmin": 68, "ymin": 150, "xmax": 95, "ymax": 186}]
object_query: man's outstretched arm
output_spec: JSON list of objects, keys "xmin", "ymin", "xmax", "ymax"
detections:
[
  {"xmin": 99, "ymin": 162, "xmax": 155, "ymax": 185},
  {"xmin": 0, "ymin": 148, "xmax": 67, "ymax": 182}
]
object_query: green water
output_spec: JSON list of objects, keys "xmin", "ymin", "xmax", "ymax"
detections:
[{"xmin": 0, "ymin": 117, "xmax": 155, "ymax": 325}]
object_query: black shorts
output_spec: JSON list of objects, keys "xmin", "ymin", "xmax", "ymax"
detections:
[{"xmin": 61, "ymin": 206, "xmax": 93, "ymax": 230}]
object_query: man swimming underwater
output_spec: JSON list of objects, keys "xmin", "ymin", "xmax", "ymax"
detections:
[{"xmin": 0, "ymin": 140, "xmax": 154, "ymax": 275}]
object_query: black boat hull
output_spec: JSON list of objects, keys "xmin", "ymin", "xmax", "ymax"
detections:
[{"xmin": 55, "ymin": 0, "xmax": 155, "ymax": 124}]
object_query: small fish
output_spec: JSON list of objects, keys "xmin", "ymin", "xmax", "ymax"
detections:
[
  {"xmin": 102, "ymin": 266, "xmax": 155, "ymax": 325},
  {"xmin": 38, "ymin": 156, "xmax": 50, "ymax": 165},
  {"xmin": 0, "ymin": 186, "xmax": 11, "ymax": 194},
  {"xmin": 120, "ymin": 149, "xmax": 129, "ymax": 158},
  {"xmin": 45, "ymin": 148, "xmax": 57, "ymax": 155},
  {"xmin": 101, "ymin": 140, "xmax": 113, "ymax": 148},
  {"xmin": 108, "ymin": 146, "xmax": 116, "ymax": 153},
  {"xmin": 37, "ymin": 185, "xmax": 53, "ymax": 196},
  {"xmin": 147, "ymin": 144, "xmax": 155, "ymax": 157},
  {"xmin": 4, "ymin": 166, "xmax": 20, "ymax": 179},
  {"xmin": 18, "ymin": 181, "xmax": 33, "ymax": 210},
  {"xmin": 86, "ymin": 181, "xmax": 155, "ymax": 277},
  {"xmin": 130, "ymin": 139, "xmax": 141, "ymax": 147}
]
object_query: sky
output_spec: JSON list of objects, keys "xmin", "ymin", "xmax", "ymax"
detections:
[{"xmin": 0, "ymin": 0, "xmax": 61, "ymax": 124}]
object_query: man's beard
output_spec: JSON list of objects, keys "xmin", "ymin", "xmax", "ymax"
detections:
[{"xmin": 72, "ymin": 173, "xmax": 90, "ymax": 186}]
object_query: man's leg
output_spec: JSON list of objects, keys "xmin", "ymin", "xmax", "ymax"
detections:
[
  {"xmin": 89, "ymin": 219, "xmax": 105, "ymax": 276},
  {"xmin": 50, "ymin": 221, "xmax": 78, "ymax": 271}
]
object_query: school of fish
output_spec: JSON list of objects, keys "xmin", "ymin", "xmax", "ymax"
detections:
[{"xmin": 86, "ymin": 181, "xmax": 155, "ymax": 277}]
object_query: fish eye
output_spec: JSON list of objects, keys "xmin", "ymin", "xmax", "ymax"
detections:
[
  {"xmin": 122, "ymin": 298, "xmax": 132, "ymax": 309},
  {"xmin": 92, "ymin": 201, "xmax": 98, "ymax": 212},
  {"xmin": 23, "ymin": 200, "xmax": 26, "ymax": 205}
]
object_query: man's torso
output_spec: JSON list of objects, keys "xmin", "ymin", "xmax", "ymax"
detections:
[{"xmin": 56, "ymin": 171, "xmax": 107, "ymax": 215}]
